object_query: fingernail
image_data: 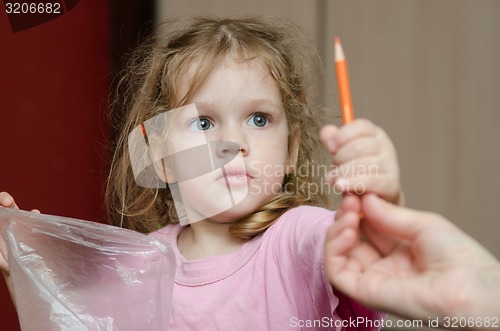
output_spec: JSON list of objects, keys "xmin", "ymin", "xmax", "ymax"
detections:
[
  {"xmin": 2, "ymin": 196, "xmax": 13, "ymax": 205},
  {"xmin": 335, "ymin": 178, "xmax": 348, "ymax": 190}
]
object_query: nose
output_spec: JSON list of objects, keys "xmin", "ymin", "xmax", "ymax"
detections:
[{"xmin": 214, "ymin": 126, "xmax": 249, "ymax": 159}]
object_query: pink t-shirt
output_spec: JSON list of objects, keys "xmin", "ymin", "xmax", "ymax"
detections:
[{"xmin": 152, "ymin": 205, "xmax": 384, "ymax": 330}]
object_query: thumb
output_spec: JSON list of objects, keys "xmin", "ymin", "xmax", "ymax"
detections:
[
  {"xmin": 335, "ymin": 194, "xmax": 361, "ymax": 220},
  {"xmin": 361, "ymin": 194, "xmax": 439, "ymax": 241},
  {"xmin": 319, "ymin": 124, "xmax": 340, "ymax": 152}
]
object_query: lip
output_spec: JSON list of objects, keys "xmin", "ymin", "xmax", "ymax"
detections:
[{"xmin": 216, "ymin": 165, "xmax": 252, "ymax": 186}]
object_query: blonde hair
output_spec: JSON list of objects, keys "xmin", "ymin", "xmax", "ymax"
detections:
[{"xmin": 106, "ymin": 16, "xmax": 330, "ymax": 239}]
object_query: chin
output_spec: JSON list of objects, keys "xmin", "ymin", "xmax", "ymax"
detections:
[{"xmin": 207, "ymin": 207, "xmax": 254, "ymax": 223}]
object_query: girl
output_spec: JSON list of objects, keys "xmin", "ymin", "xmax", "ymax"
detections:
[{"xmin": 1, "ymin": 16, "xmax": 402, "ymax": 330}]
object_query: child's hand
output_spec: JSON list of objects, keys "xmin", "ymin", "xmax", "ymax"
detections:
[
  {"xmin": 0, "ymin": 192, "xmax": 40, "ymax": 274},
  {"xmin": 0, "ymin": 192, "xmax": 19, "ymax": 274},
  {"xmin": 320, "ymin": 119, "xmax": 402, "ymax": 205}
]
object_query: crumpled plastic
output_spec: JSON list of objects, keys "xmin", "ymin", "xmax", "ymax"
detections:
[{"xmin": 0, "ymin": 208, "xmax": 176, "ymax": 331}]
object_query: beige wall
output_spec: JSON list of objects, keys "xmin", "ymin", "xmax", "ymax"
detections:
[
  {"xmin": 325, "ymin": 0, "xmax": 500, "ymax": 259},
  {"xmin": 157, "ymin": 0, "xmax": 500, "ymax": 257}
]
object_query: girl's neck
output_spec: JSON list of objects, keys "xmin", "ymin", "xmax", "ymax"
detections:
[{"xmin": 177, "ymin": 221, "xmax": 246, "ymax": 260}]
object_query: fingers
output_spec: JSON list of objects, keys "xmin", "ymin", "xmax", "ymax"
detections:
[
  {"xmin": 321, "ymin": 120, "xmax": 401, "ymax": 200},
  {"xmin": 332, "ymin": 136, "xmax": 380, "ymax": 166},
  {"xmin": 325, "ymin": 208, "xmax": 384, "ymax": 290},
  {"xmin": 0, "ymin": 192, "xmax": 16, "ymax": 274},
  {"xmin": 331, "ymin": 174, "xmax": 400, "ymax": 201},
  {"xmin": 361, "ymin": 194, "xmax": 443, "ymax": 241},
  {"xmin": 328, "ymin": 195, "xmax": 362, "ymax": 251},
  {"xmin": 332, "ymin": 119, "xmax": 379, "ymax": 147},
  {"xmin": 328, "ymin": 196, "xmax": 381, "ymax": 273},
  {"xmin": 325, "ymin": 210, "xmax": 360, "ymax": 280},
  {"xmin": 320, "ymin": 119, "xmax": 378, "ymax": 153},
  {"xmin": 334, "ymin": 194, "xmax": 361, "ymax": 220},
  {"xmin": 319, "ymin": 124, "xmax": 339, "ymax": 152},
  {"xmin": 359, "ymin": 218, "xmax": 400, "ymax": 257},
  {"xmin": 0, "ymin": 192, "xmax": 40, "ymax": 213},
  {"xmin": 334, "ymin": 195, "xmax": 401, "ymax": 258},
  {"xmin": 326, "ymin": 219, "xmax": 358, "ymax": 260},
  {"xmin": 0, "ymin": 192, "xmax": 18, "ymax": 209}
]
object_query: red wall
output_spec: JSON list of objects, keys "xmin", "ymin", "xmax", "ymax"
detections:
[{"xmin": 0, "ymin": 1, "xmax": 110, "ymax": 329}]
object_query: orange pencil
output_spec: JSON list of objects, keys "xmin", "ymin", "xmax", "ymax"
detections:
[{"xmin": 334, "ymin": 37, "xmax": 354, "ymax": 124}]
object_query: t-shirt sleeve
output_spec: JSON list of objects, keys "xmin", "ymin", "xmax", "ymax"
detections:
[{"xmin": 276, "ymin": 206, "xmax": 385, "ymax": 330}]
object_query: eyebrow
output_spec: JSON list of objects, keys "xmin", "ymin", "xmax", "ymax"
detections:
[
  {"xmin": 194, "ymin": 99, "xmax": 283, "ymax": 112},
  {"xmin": 245, "ymin": 99, "xmax": 283, "ymax": 111}
]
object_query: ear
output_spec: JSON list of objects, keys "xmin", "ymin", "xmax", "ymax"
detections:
[{"xmin": 286, "ymin": 124, "xmax": 301, "ymax": 175}]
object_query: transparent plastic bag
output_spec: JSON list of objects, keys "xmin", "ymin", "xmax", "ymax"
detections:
[{"xmin": 0, "ymin": 208, "xmax": 176, "ymax": 331}]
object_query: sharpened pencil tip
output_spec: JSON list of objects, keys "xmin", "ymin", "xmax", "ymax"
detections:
[{"xmin": 334, "ymin": 37, "xmax": 345, "ymax": 61}]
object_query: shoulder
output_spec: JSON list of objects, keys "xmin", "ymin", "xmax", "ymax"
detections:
[
  {"xmin": 285, "ymin": 205, "xmax": 335, "ymax": 218},
  {"xmin": 262, "ymin": 205, "xmax": 335, "ymax": 254},
  {"xmin": 148, "ymin": 222, "xmax": 183, "ymax": 244},
  {"xmin": 272, "ymin": 205, "xmax": 335, "ymax": 232}
]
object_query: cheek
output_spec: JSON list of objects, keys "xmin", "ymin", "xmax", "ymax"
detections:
[
  {"xmin": 251, "ymin": 151, "xmax": 288, "ymax": 191},
  {"xmin": 254, "ymin": 137, "xmax": 288, "ymax": 168},
  {"xmin": 272, "ymin": 135, "xmax": 289, "ymax": 167},
  {"xmin": 256, "ymin": 125, "xmax": 289, "ymax": 157}
]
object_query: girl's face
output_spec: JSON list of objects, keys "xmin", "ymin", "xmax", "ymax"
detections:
[{"xmin": 163, "ymin": 56, "xmax": 290, "ymax": 224}]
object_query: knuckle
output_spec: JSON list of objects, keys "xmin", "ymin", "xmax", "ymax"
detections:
[
  {"xmin": 427, "ymin": 212, "xmax": 446, "ymax": 224},
  {"xmin": 356, "ymin": 118, "xmax": 374, "ymax": 130},
  {"xmin": 352, "ymin": 139, "xmax": 369, "ymax": 154}
]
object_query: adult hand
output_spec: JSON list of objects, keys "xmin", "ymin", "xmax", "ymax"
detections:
[{"xmin": 325, "ymin": 193, "xmax": 500, "ymax": 325}]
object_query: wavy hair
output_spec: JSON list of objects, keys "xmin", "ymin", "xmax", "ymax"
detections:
[{"xmin": 106, "ymin": 16, "xmax": 331, "ymax": 240}]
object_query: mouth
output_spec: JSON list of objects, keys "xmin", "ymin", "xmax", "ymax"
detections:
[{"xmin": 217, "ymin": 166, "xmax": 252, "ymax": 186}]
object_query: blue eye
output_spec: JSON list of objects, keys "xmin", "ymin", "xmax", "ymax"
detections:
[
  {"xmin": 189, "ymin": 117, "xmax": 213, "ymax": 131},
  {"xmin": 247, "ymin": 114, "xmax": 269, "ymax": 128}
]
